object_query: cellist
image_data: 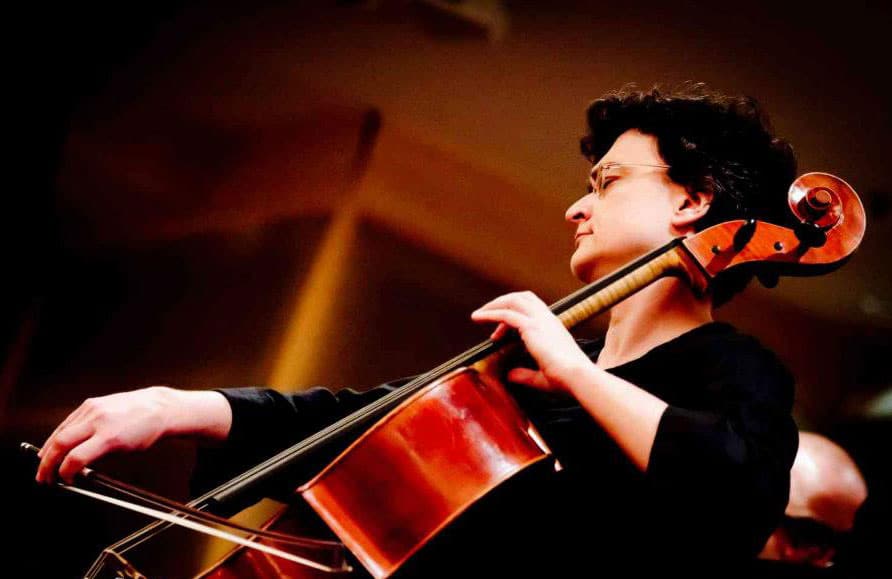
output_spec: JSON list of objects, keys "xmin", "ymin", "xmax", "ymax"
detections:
[{"xmin": 36, "ymin": 84, "xmax": 800, "ymax": 576}]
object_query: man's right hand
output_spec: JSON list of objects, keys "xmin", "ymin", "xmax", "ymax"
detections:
[{"xmin": 36, "ymin": 386, "xmax": 232, "ymax": 485}]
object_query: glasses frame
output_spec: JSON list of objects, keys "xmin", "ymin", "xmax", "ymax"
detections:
[{"xmin": 589, "ymin": 162, "xmax": 671, "ymax": 196}]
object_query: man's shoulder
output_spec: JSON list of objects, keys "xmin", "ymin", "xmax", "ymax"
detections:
[
  {"xmin": 688, "ymin": 323, "xmax": 796, "ymax": 411},
  {"xmin": 708, "ymin": 322, "xmax": 792, "ymax": 377}
]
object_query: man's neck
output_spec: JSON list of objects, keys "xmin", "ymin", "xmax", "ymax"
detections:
[{"xmin": 597, "ymin": 277, "xmax": 714, "ymax": 369}]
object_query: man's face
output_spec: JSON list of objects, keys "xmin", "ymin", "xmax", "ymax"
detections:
[{"xmin": 565, "ymin": 129, "xmax": 688, "ymax": 283}]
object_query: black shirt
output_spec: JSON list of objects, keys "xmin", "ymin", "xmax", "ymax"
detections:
[{"xmin": 192, "ymin": 321, "xmax": 798, "ymax": 576}]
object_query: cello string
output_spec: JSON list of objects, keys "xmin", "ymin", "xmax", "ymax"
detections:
[
  {"xmin": 210, "ymin": 240, "xmax": 683, "ymax": 497},
  {"xmin": 207, "ymin": 242, "xmax": 682, "ymax": 498}
]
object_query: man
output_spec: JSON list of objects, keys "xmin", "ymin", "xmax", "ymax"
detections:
[
  {"xmin": 759, "ymin": 432, "xmax": 868, "ymax": 569},
  {"xmin": 36, "ymin": 85, "xmax": 800, "ymax": 575}
]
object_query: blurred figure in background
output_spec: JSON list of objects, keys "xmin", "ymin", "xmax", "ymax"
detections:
[{"xmin": 759, "ymin": 431, "xmax": 868, "ymax": 574}]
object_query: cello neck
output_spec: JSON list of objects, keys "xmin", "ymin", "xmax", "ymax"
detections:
[{"xmin": 550, "ymin": 237, "xmax": 705, "ymax": 328}]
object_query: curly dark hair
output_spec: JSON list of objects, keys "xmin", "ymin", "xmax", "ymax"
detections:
[{"xmin": 580, "ymin": 83, "xmax": 798, "ymax": 306}]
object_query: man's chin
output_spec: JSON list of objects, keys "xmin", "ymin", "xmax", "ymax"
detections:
[{"xmin": 570, "ymin": 258, "xmax": 598, "ymax": 284}]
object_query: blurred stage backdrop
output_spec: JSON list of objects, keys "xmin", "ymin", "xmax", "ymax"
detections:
[{"xmin": 5, "ymin": 1, "xmax": 890, "ymax": 576}]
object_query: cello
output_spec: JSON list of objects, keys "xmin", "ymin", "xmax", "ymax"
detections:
[{"xmin": 24, "ymin": 172, "xmax": 865, "ymax": 578}]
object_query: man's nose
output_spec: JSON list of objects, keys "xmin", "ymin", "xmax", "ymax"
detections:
[{"xmin": 565, "ymin": 194, "xmax": 593, "ymax": 223}]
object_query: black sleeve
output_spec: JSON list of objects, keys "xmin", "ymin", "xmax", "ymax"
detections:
[
  {"xmin": 189, "ymin": 377, "xmax": 413, "ymax": 504},
  {"xmin": 644, "ymin": 344, "xmax": 799, "ymax": 561}
]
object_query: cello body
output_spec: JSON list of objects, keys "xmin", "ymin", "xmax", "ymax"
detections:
[{"xmin": 299, "ymin": 367, "xmax": 551, "ymax": 579}]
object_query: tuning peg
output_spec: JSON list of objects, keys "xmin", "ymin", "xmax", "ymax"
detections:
[
  {"xmin": 733, "ymin": 219, "xmax": 758, "ymax": 251},
  {"xmin": 794, "ymin": 222, "xmax": 827, "ymax": 249},
  {"xmin": 757, "ymin": 271, "xmax": 780, "ymax": 288}
]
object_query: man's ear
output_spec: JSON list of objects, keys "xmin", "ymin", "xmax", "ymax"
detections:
[{"xmin": 671, "ymin": 189, "xmax": 713, "ymax": 232}]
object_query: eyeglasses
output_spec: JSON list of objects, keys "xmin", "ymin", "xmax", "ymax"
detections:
[{"xmin": 588, "ymin": 162, "xmax": 670, "ymax": 196}]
